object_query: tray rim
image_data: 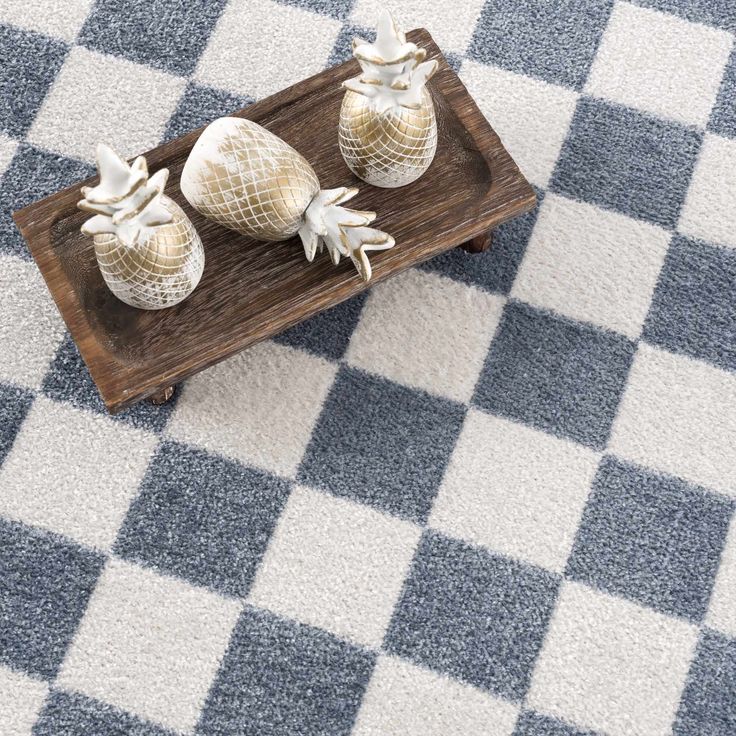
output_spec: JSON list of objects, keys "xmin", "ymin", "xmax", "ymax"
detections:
[{"xmin": 14, "ymin": 28, "xmax": 536, "ymax": 413}]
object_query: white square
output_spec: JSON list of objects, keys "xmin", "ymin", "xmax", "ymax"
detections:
[
  {"xmin": 460, "ymin": 61, "xmax": 578, "ymax": 188},
  {"xmin": 167, "ymin": 341, "xmax": 336, "ymax": 478},
  {"xmin": 350, "ymin": 0, "xmax": 486, "ymax": 54},
  {"xmin": 609, "ymin": 344, "xmax": 736, "ymax": 497},
  {"xmin": 706, "ymin": 514, "xmax": 736, "ymax": 637},
  {"xmin": 0, "ymin": 133, "xmax": 18, "ymax": 176},
  {"xmin": 0, "ymin": 396, "xmax": 157, "ymax": 550},
  {"xmin": 195, "ymin": 0, "xmax": 341, "ymax": 99},
  {"xmin": 27, "ymin": 46, "xmax": 185, "ymax": 163},
  {"xmin": 585, "ymin": 2, "xmax": 732, "ymax": 127},
  {"xmin": 527, "ymin": 581, "xmax": 698, "ymax": 736},
  {"xmin": 679, "ymin": 133, "xmax": 736, "ymax": 249},
  {"xmin": 346, "ymin": 269, "xmax": 504, "ymax": 403},
  {"xmin": 352, "ymin": 656, "xmax": 518, "ymax": 736},
  {"xmin": 430, "ymin": 409, "xmax": 600, "ymax": 573},
  {"xmin": 0, "ymin": 0, "xmax": 93, "ymax": 43},
  {"xmin": 0, "ymin": 666, "xmax": 47, "ymax": 736},
  {"xmin": 512, "ymin": 193, "xmax": 671, "ymax": 338},
  {"xmin": 58, "ymin": 558, "xmax": 241, "ymax": 734},
  {"xmin": 0, "ymin": 255, "xmax": 65, "ymax": 390},
  {"xmin": 248, "ymin": 486, "xmax": 421, "ymax": 648}
]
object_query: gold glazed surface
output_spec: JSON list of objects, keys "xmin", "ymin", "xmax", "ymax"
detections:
[
  {"xmin": 185, "ymin": 120, "xmax": 320, "ymax": 241},
  {"xmin": 339, "ymin": 87, "xmax": 437, "ymax": 188},
  {"xmin": 94, "ymin": 195, "xmax": 204, "ymax": 310}
]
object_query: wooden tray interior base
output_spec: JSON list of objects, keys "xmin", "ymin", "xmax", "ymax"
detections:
[{"xmin": 14, "ymin": 29, "xmax": 535, "ymax": 412}]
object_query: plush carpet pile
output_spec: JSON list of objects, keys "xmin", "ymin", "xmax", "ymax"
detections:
[{"xmin": 1, "ymin": 1, "xmax": 735, "ymax": 734}]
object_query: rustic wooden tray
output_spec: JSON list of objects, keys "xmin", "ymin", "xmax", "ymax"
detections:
[{"xmin": 14, "ymin": 29, "xmax": 535, "ymax": 413}]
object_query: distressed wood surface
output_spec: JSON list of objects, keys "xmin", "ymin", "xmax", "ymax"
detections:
[{"xmin": 14, "ymin": 29, "xmax": 536, "ymax": 413}]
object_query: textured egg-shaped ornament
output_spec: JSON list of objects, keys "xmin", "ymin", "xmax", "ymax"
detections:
[
  {"xmin": 338, "ymin": 10, "xmax": 439, "ymax": 189},
  {"xmin": 93, "ymin": 196, "xmax": 204, "ymax": 310},
  {"xmin": 180, "ymin": 117, "xmax": 320, "ymax": 241},
  {"xmin": 339, "ymin": 86, "xmax": 437, "ymax": 188},
  {"xmin": 78, "ymin": 144, "xmax": 204, "ymax": 310}
]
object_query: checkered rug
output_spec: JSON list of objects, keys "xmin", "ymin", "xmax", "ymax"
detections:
[{"xmin": 1, "ymin": 0, "xmax": 735, "ymax": 734}]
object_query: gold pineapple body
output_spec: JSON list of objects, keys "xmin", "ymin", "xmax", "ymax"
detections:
[
  {"xmin": 79, "ymin": 145, "xmax": 204, "ymax": 310},
  {"xmin": 338, "ymin": 11, "xmax": 438, "ymax": 188},
  {"xmin": 181, "ymin": 117, "xmax": 395, "ymax": 281},
  {"xmin": 340, "ymin": 87, "xmax": 437, "ymax": 188},
  {"xmin": 93, "ymin": 196, "xmax": 204, "ymax": 310},
  {"xmin": 180, "ymin": 117, "xmax": 319, "ymax": 241}
]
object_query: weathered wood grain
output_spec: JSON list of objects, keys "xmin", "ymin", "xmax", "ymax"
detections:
[{"xmin": 13, "ymin": 29, "xmax": 536, "ymax": 413}]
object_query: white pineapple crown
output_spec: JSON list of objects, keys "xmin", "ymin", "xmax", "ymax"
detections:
[
  {"xmin": 78, "ymin": 144, "xmax": 173, "ymax": 247},
  {"xmin": 344, "ymin": 9, "xmax": 438, "ymax": 115},
  {"xmin": 299, "ymin": 187, "xmax": 394, "ymax": 282}
]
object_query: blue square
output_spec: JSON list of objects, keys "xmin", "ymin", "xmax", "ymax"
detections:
[
  {"xmin": 643, "ymin": 236, "xmax": 736, "ymax": 373},
  {"xmin": 709, "ymin": 48, "xmax": 736, "ymax": 139},
  {"xmin": 42, "ymin": 333, "xmax": 176, "ymax": 432},
  {"xmin": 78, "ymin": 0, "xmax": 227, "ymax": 76},
  {"xmin": 0, "ymin": 518, "xmax": 103, "ymax": 679},
  {"xmin": 566, "ymin": 456, "xmax": 734, "ymax": 622},
  {"xmin": 115, "ymin": 441, "xmax": 291, "ymax": 598},
  {"xmin": 298, "ymin": 367, "xmax": 466, "ymax": 523},
  {"xmin": 1, "ymin": 144, "xmax": 93, "ymax": 259},
  {"xmin": 163, "ymin": 82, "xmax": 253, "ymax": 142},
  {"xmin": 328, "ymin": 22, "xmax": 372, "ymax": 66},
  {"xmin": 632, "ymin": 0, "xmax": 736, "ymax": 32},
  {"xmin": 550, "ymin": 97, "xmax": 702, "ymax": 229},
  {"xmin": 198, "ymin": 606, "xmax": 374, "ymax": 736},
  {"xmin": 0, "ymin": 382, "xmax": 33, "ymax": 466},
  {"xmin": 385, "ymin": 531, "xmax": 560, "ymax": 701},
  {"xmin": 274, "ymin": 292, "xmax": 368, "ymax": 361},
  {"xmin": 473, "ymin": 301, "xmax": 635, "ymax": 450},
  {"xmin": 0, "ymin": 25, "xmax": 67, "ymax": 138},
  {"xmin": 274, "ymin": 0, "xmax": 355, "ymax": 21},
  {"xmin": 420, "ymin": 189, "xmax": 542, "ymax": 295},
  {"xmin": 514, "ymin": 710, "xmax": 597, "ymax": 735},
  {"xmin": 33, "ymin": 690, "xmax": 174, "ymax": 736},
  {"xmin": 674, "ymin": 630, "xmax": 736, "ymax": 735},
  {"xmin": 468, "ymin": 0, "xmax": 614, "ymax": 89}
]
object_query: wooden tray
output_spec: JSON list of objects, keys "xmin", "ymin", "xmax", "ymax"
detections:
[{"xmin": 14, "ymin": 29, "xmax": 535, "ymax": 413}]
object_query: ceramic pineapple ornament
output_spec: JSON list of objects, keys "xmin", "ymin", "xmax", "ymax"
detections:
[
  {"xmin": 78, "ymin": 145, "xmax": 204, "ymax": 310},
  {"xmin": 339, "ymin": 9, "xmax": 439, "ymax": 188},
  {"xmin": 180, "ymin": 117, "xmax": 394, "ymax": 281}
]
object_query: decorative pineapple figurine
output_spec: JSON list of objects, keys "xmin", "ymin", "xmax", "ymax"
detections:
[
  {"xmin": 180, "ymin": 117, "xmax": 394, "ymax": 281},
  {"xmin": 338, "ymin": 9, "xmax": 439, "ymax": 188},
  {"xmin": 78, "ymin": 144, "xmax": 204, "ymax": 310}
]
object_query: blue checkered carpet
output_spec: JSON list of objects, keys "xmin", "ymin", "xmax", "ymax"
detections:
[{"xmin": 1, "ymin": 1, "xmax": 735, "ymax": 734}]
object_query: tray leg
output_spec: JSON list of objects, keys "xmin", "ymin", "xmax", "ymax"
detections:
[
  {"xmin": 459, "ymin": 230, "xmax": 493, "ymax": 254},
  {"xmin": 150, "ymin": 385, "xmax": 176, "ymax": 406}
]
